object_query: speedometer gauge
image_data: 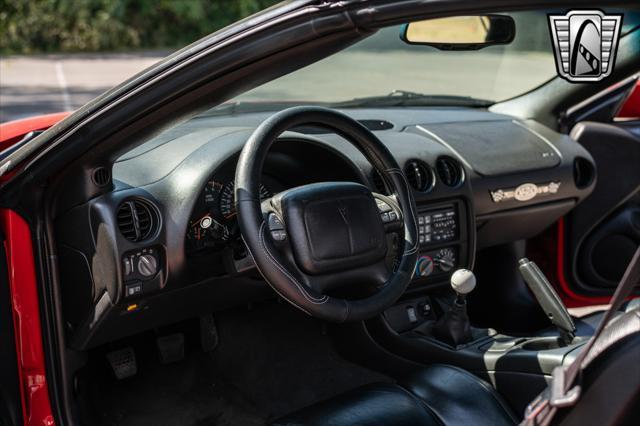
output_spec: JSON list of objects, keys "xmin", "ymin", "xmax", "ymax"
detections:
[
  {"xmin": 219, "ymin": 181, "xmax": 271, "ymax": 219},
  {"xmin": 203, "ymin": 180, "xmax": 223, "ymax": 206}
]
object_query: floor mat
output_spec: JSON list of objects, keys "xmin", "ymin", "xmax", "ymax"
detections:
[
  {"xmin": 209, "ymin": 302, "xmax": 391, "ymax": 420},
  {"xmin": 89, "ymin": 349, "xmax": 264, "ymax": 426},
  {"xmin": 87, "ymin": 302, "xmax": 389, "ymax": 425}
]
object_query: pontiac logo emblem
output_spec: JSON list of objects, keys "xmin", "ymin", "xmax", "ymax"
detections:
[
  {"xmin": 548, "ymin": 10, "xmax": 622, "ymax": 82},
  {"xmin": 338, "ymin": 205, "xmax": 349, "ymax": 225}
]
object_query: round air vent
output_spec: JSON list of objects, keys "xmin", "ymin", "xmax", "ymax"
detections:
[
  {"xmin": 404, "ymin": 160, "xmax": 435, "ymax": 192},
  {"xmin": 117, "ymin": 199, "xmax": 158, "ymax": 242},
  {"xmin": 436, "ymin": 156, "xmax": 464, "ymax": 187},
  {"xmin": 371, "ymin": 169, "xmax": 389, "ymax": 195},
  {"xmin": 92, "ymin": 167, "xmax": 111, "ymax": 187},
  {"xmin": 573, "ymin": 157, "xmax": 595, "ymax": 189}
]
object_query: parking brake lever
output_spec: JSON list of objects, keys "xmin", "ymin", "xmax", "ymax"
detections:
[{"xmin": 518, "ymin": 258, "xmax": 576, "ymax": 345}]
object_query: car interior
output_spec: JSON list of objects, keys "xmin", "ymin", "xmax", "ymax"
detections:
[{"xmin": 2, "ymin": 3, "xmax": 639, "ymax": 426}]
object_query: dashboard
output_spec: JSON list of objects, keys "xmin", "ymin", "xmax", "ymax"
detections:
[{"xmin": 54, "ymin": 107, "xmax": 597, "ymax": 349}]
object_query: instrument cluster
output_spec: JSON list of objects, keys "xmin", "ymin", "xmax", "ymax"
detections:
[{"xmin": 186, "ymin": 174, "xmax": 277, "ymax": 253}]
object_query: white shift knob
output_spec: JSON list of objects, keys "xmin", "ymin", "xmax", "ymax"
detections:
[{"xmin": 450, "ymin": 269, "xmax": 476, "ymax": 295}]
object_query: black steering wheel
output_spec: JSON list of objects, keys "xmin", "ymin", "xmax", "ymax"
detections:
[{"xmin": 235, "ymin": 107, "xmax": 418, "ymax": 321}]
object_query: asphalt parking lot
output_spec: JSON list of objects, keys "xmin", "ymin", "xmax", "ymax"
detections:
[{"xmin": 0, "ymin": 52, "xmax": 166, "ymax": 122}]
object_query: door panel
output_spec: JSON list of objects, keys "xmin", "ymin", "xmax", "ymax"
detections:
[
  {"xmin": 564, "ymin": 121, "xmax": 640, "ymax": 299},
  {"xmin": 578, "ymin": 199, "xmax": 640, "ymax": 288}
]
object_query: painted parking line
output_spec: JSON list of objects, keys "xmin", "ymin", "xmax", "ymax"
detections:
[{"xmin": 54, "ymin": 61, "xmax": 73, "ymax": 111}]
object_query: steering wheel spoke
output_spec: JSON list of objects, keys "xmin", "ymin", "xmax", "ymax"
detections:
[{"xmin": 372, "ymin": 192, "xmax": 404, "ymax": 233}]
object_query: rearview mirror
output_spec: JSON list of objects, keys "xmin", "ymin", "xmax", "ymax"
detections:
[{"xmin": 401, "ymin": 15, "xmax": 515, "ymax": 50}]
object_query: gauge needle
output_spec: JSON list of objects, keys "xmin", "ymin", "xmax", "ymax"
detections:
[{"xmin": 225, "ymin": 212, "xmax": 237, "ymax": 219}]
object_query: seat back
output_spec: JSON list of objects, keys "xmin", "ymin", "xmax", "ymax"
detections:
[{"xmin": 557, "ymin": 309, "xmax": 640, "ymax": 425}]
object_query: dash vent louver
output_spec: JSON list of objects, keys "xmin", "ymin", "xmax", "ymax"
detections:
[
  {"xmin": 404, "ymin": 160, "xmax": 434, "ymax": 192},
  {"xmin": 117, "ymin": 199, "xmax": 157, "ymax": 242},
  {"xmin": 436, "ymin": 157, "xmax": 464, "ymax": 187},
  {"xmin": 573, "ymin": 157, "xmax": 595, "ymax": 189},
  {"xmin": 92, "ymin": 167, "xmax": 111, "ymax": 187}
]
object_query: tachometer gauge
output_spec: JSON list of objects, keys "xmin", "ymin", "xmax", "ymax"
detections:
[{"xmin": 219, "ymin": 181, "xmax": 271, "ymax": 219}]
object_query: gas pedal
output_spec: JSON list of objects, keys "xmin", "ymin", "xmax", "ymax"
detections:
[
  {"xmin": 106, "ymin": 347, "xmax": 137, "ymax": 380},
  {"xmin": 200, "ymin": 314, "xmax": 218, "ymax": 352}
]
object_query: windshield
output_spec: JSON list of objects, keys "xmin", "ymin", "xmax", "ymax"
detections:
[
  {"xmin": 232, "ymin": 12, "xmax": 557, "ymax": 106},
  {"xmin": 215, "ymin": 9, "xmax": 639, "ymax": 109}
]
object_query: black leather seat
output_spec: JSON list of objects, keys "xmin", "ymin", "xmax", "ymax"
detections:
[
  {"xmin": 273, "ymin": 308, "xmax": 640, "ymax": 426},
  {"xmin": 272, "ymin": 364, "xmax": 518, "ymax": 426}
]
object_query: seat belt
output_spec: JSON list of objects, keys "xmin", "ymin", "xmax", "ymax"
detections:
[{"xmin": 522, "ymin": 247, "xmax": 640, "ymax": 426}]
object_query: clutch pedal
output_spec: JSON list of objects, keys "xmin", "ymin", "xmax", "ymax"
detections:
[{"xmin": 106, "ymin": 347, "xmax": 137, "ymax": 380}]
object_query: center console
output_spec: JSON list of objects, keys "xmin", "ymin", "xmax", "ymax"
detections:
[{"xmin": 369, "ymin": 259, "xmax": 593, "ymax": 413}]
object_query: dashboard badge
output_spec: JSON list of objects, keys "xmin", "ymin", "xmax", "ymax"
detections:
[{"xmin": 490, "ymin": 182, "xmax": 561, "ymax": 203}]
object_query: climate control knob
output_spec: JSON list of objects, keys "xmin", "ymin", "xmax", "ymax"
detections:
[
  {"xmin": 415, "ymin": 255, "xmax": 434, "ymax": 277},
  {"xmin": 434, "ymin": 248, "xmax": 456, "ymax": 272},
  {"xmin": 137, "ymin": 254, "xmax": 158, "ymax": 277}
]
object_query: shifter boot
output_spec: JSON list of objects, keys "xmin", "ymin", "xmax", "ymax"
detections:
[{"xmin": 433, "ymin": 299, "xmax": 472, "ymax": 346}]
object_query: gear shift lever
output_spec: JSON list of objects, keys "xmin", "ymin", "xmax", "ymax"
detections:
[{"xmin": 433, "ymin": 269, "xmax": 476, "ymax": 346}]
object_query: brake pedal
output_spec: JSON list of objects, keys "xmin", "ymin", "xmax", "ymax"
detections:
[
  {"xmin": 200, "ymin": 314, "xmax": 218, "ymax": 353},
  {"xmin": 156, "ymin": 333, "xmax": 185, "ymax": 364},
  {"xmin": 107, "ymin": 347, "xmax": 137, "ymax": 380}
]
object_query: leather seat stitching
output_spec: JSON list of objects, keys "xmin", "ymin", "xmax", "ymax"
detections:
[
  {"xmin": 393, "ymin": 385, "xmax": 446, "ymax": 426},
  {"xmin": 405, "ymin": 365, "xmax": 519, "ymax": 424}
]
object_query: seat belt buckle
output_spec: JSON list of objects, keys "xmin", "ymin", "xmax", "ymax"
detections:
[
  {"xmin": 521, "ymin": 367, "xmax": 582, "ymax": 425},
  {"xmin": 549, "ymin": 366, "xmax": 581, "ymax": 408},
  {"xmin": 523, "ymin": 393, "xmax": 550, "ymax": 425}
]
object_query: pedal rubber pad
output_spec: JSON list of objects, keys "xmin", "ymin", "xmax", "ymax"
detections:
[
  {"xmin": 200, "ymin": 314, "xmax": 218, "ymax": 353},
  {"xmin": 107, "ymin": 347, "xmax": 137, "ymax": 380},
  {"xmin": 156, "ymin": 333, "xmax": 185, "ymax": 364}
]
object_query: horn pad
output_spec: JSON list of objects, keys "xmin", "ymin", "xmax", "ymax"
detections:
[{"xmin": 273, "ymin": 182, "xmax": 387, "ymax": 275}]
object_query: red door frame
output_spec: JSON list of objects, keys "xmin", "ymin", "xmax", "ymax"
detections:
[{"xmin": 1, "ymin": 209, "xmax": 56, "ymax": 426}]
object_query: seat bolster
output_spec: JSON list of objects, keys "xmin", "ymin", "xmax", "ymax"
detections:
[
  {"xmin": 399, "ymin": 365, "xmax": 518, "ymax": 426},
  {"xmin": 272, "ymin": 382, "xmax": 440, "ymax": 426}
]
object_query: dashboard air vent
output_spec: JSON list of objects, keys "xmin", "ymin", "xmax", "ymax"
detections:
[
  {"xmin": 436, "ymin": 156, "xmax": 464, "ymax": 187},
  {"xmin": 573, "ymin": 157, "xmax": 595, "ymax": 189},
  {"xmin": 117, "ymin": 199, "xmax": 157, "ymax": 242},
  {"xmin": 371, "ymin": 169, "xmax": 389, "ymax": 195},
  {"xmin": 404, "ymin": 160, "xmax": 434, "ymax": 192},
  {"xmin": 92, "ymin": 167, "xmax": 111, "ymax": 187}
]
